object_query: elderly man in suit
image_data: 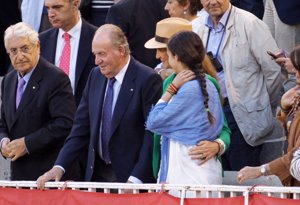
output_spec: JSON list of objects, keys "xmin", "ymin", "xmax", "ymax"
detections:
[
  {"xmin": 0, "ymin": 22, "xmax": 76, "ymax": 180},
  {"xmin": 40, "ymin": 0, "xmax": 97, "ymax": 105},
  {"xmin": 197, "ymin": 0, "xmax": 283, "ymax": 171},
  {"xmin": 37, "ymin": 24, "xmax": 162, "ymax": 188}
]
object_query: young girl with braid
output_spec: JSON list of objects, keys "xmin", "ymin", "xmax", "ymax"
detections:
[{"xmin": 146, "ymin": 31, "xmax": 224, "ymax": 194}]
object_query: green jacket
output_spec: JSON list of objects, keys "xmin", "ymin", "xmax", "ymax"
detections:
[{"xmin": 152, "ymin": 73, "xmax": 231, "ymax": 179}]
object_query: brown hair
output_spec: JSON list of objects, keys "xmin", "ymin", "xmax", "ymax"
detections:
[
  {"xmin": 290, "ymin": 44, "xmax": 300, "ymax": 72},
  {"xmin": 167, "ymin": 31, "xmax": 215, "ymax": 124},
  {"xmin": 177, "ymin": 0, "xmax": 203, "ymax": 16}
]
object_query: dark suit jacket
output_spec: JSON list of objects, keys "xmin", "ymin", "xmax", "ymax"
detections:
[
  {"xmin": 39, "ymin": 19, "xmax": 97, "ymax": 105},
  {"xmin": 106, "ymin": 0, "xmax": 168, "ymax": 68},
  {"xmin": 231, "ymin": 0, "xmax": 264, "ymax": 19},
  {"xmin": 79, "ymin": 0, "xmax": 91, "ymax": 22},
  {"xmin": 273, "ymin": 0, "xmax": 300, "ymax": 25},
  {"xmin": 0, "ymin": 57, "xmax": 76, "ymax": 180},
  {"xmin": 55, "ymin": 57, "xmax": 162, "ymax": 182}
]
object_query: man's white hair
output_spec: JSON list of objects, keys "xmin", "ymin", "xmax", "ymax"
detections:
[{"xmin": 4, "ymin": 22, "xmax": 39, "ymax": 49}]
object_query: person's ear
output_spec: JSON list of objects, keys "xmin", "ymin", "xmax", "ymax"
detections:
[
  {"xmin": 118, "ymin": 45, "xmax": 126, "ymax": 56},
  {"xmin": 182, "ymin": 0, "xmax": 190, "ymax": 13},
  {"xmin": 72, "ymin": 0, "xmax": 80, "ymax": 9}
]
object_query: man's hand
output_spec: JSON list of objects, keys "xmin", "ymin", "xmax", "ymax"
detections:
[
  {"xmin": 1, "ymin": 138, "xmax": 11, "ymax": 158},
  {"xmin": 189, "ymin": 141, "xmax": 219, "ymax": 165},
  {"xmin": 276, "ymin": 57, "xmax": 296, "ymax": 74},
  {"xmin": 237, "ymin": 166, "xmax": 261, "ymax": 184},
  {"xmin": 37, "ymin": 167, "xmax": 64, "ymax": 190},
  {"xmin": 7, "ymin": 137, "xmax": 27, "ymax": 161},
  {"xmin": 281, "ymin": 85, "xmax": 300, "ymax": 110}
]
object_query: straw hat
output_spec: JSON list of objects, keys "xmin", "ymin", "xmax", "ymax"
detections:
[{"xmin": 144, "ymin": 17, "xmax": 192, "ymax": 49}]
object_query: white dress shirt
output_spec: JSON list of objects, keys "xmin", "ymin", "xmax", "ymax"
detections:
[
  {"xmin": 55, "ymin": 18, "xmax": 82, "ymax": 93},
  {"xmin": 97, "ymin": 58, "xmax": 129, "ymax": 160}
]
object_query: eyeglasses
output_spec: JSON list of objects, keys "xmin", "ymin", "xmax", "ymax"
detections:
[{"xmin": 8, "ymin": 45, "xmax": 35, "ymax": 57}]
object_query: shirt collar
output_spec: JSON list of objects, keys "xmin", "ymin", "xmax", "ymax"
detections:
[
  {"xmin": 205, "ymin": 5, "xmax": 231, "ymax": 31},
  {"xmin": 114, "ymin": 57, "xmax": 130, "ymax": 84},
  {"xmin": 58, "ymin": 17, "xmax": 82, "ymax": 40}
]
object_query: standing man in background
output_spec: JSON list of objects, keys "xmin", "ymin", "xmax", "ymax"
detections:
[
  {"xmin": 40, "ymin": 0, "xmax": 97, "ymax": 105},
  {"xmin": 197, "ymin": 0, "xmax": 283, "ymax": 171}
]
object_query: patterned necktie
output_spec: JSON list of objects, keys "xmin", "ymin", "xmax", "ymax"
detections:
[
  {"xmin": 59, "ymin": 32, "xmax": 71, "ymax": 75},
  {"xmin": 101, "ymin": 77, "xmax": 116, "ymax": 163},
  {"xmin": 16, "ymin": 77, "xmax": 26, "ymax": 109}
]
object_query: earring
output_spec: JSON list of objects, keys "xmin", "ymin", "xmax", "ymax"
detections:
[{"xmin": 183, "ymin": 10, "xmax": 187, "ymax": 15}]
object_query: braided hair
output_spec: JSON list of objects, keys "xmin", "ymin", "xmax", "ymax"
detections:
[{"xmin": 167, "ymin": 31, "xmax": 215, "ymax": 124}]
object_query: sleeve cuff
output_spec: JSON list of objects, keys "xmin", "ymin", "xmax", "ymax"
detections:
[
  {"xmin": 156, "ymin": 99, "xmax": 166, "ymax": 105},
  {"xmin": 128, "ymin": 176, "xmax": 143, "ymax": 184},
  {"xmin": 23, "ymin": 137, "xmax": 30, "ymax": 154},
  {"xmin": 54, "ymin": 165, "xmax": 66, "ymax": 173},
  {"xmin": 215, "ymin": 139, "xmax": 225, "ymax": 156}
]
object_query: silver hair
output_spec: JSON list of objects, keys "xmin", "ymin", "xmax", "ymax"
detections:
[
  {"xmin": 4, "ymin": 22, "xmax": 39, "ymax": 49},
  {"xmin": 96, "ymin": 24, "xmax": 130, "ymax": 55}
]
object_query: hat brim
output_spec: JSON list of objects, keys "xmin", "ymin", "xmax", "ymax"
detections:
[{"xmin": 144, "ymin": 37, "xmax": 167, "ymax": 49}]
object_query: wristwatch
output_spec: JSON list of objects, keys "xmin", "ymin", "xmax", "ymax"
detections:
[{"xmin": 260, "ymin": 164, "xmax": 268, "ymax": 176}]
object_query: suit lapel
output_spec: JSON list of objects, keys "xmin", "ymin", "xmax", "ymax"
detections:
[
  {"xmin": 45, "ymin": 29, "xmax": 58, "ymax": 64},
  {"xmin": 90, "ymin": 71, "xmax": 107, "ymax": 143},
  {"xmin": 75, "ymin": 20, "xmax": 93, "ymax": 91},
  {"xmin": 11, "ymin": 59, "xmax": 43, "ymax": 127},
  {"xmin": 5, "ymin": 72, "xmax": 18, "ymax": 130},
  {"xmin": 110, "ymin": 58, "xmax": 136, "ymax": 136},
  {"xmin": 221, "ymin": 6, "xmax": 234, "ymax": 52}
]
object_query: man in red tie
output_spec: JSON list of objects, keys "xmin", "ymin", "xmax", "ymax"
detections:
[{"xmin": 40, "ymin": 0, "xmax": 97, "ymax": 106}]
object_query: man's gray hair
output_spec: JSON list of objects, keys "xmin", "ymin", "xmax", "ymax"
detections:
[
  {"xmin": 96, "ymin": 24, "xmax": 131, "ymax": 55},
  {"xmin": 4, "ymin": 22, "xmax": 39, "ymax": 49}
]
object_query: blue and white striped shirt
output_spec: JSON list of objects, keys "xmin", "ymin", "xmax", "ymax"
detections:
[
  {"xmin": 92, "ymin": 0, "xmax": 114, "ymax": 9},
  {"xmin": 290, "ymin": 148, "xmax": 300, "ymax": 181}
]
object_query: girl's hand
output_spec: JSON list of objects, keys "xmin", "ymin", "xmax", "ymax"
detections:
[{"xmin": 172, "ymin": 70, "xmax": 195, "ymax": 89}]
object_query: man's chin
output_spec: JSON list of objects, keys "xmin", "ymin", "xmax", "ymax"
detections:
[
  {"xmin": 16, "ymin": 66, "xmax": 30, "ymax": 73},
  {"xmin": 208, "ymin": 9, "xmax": 222, "ymax": 16}
]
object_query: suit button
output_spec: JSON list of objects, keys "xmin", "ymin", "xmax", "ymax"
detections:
[{"xmin": 91, "ymin": 166, "xmax": 93, "ymax": 169}]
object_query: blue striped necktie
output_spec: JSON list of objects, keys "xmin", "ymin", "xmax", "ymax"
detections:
[{"xmin": 101, "ymin": 77, "xmax": 116, "ymax": 163}]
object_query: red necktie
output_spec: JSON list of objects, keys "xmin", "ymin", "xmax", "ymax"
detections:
[{"xmin": 59, "ymin": 32, "xmax": 71, "ymax": 75}]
